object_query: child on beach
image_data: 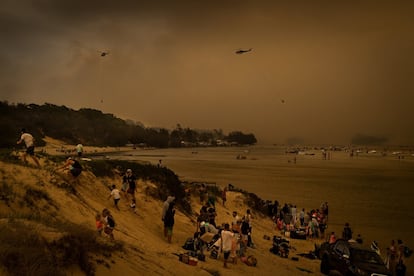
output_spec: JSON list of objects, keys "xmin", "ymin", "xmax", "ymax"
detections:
[
  {"xmin": 108, "ymin": 184, "xmax": 121, "ymax": 210},
  {"xmin": 95, "ymin": 213, "xmax": 104, "ymax": 235},
  {"xmin": 102, "ymin": 208, "xmax": 115, "ymax": 240},
  {"xmin": 130, "ymin": 199, "xmax": 137, "ymax": 214}
]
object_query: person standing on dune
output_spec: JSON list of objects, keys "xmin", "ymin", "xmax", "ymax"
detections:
[
  {"xmin": 163, "ymin": 201, "xmax": 176, "ymax": 243},
  {"xmin": 76, "ymin": 143, "xmax": 83, "ymax": 158},
  {"xmin": 161, "ymin": 196, "xmax": 175, "ymax": 238},
  {"xmin": 221, "ymin": 223, "xmax": 234, "ymax": 268},
  {"xmin": 108, "ymin": 184, "xmax": 121, "ymax": 210},
  {"xmin": 16, "ymin": 128, "xmax": 40, "ymax": 167},
  {"xmin": 222, "ymin": 187, "xmax": 227, "ymax": 207},
  {"xmin": 122, "ymin": 169, "xmax": 136, "ymax": 201}
]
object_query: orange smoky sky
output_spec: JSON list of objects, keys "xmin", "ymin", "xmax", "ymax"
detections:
[{"xmin": 1, "ymin": 0, "xmax": 413, "ymax": 145}]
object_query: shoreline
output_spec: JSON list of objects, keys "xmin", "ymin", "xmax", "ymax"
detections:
[{"xmin": 33, "ymin": 140, "xmax": 414, "ymax": 274}]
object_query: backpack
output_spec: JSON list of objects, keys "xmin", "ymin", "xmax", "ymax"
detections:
[
  {"xmin": 107, "ymin": 215, "xmax": 115, "ymax": 228},
  {"xmin": 197, "ymin": 253, "xmax": 206, "ymax": 262},
  {"xmin": 210, "ymin": 248, "xmax": 219, "ymax": 259},
  {"xmin": 182, "ymin": 238, "xmax": 195, "ymax": 251}
]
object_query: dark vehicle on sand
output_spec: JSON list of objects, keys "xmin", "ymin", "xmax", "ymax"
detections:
[{"xmin": 319, "ymin": 239, "xmax": 391, "ymax": 276}]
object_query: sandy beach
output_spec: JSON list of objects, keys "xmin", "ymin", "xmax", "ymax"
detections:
[
  {"xmin": 97, "ymin": 145, "xmax": 414, "ymax": 275},
  {"xmin": 0, "ymin": 139, "xmax": 326, "ymax": 276},
  {"xmin": 2, "ymin": 140, "xmax": 412, "ymax": 275}
]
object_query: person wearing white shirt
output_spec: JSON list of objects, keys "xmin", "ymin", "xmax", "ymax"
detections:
[
  {"xmin": 221, "ymin": 223, "xmax": 234, "ymax": 268},
  {"xmin": 17, "ymin": 128, "xmax": 40, "ymax": 167}
]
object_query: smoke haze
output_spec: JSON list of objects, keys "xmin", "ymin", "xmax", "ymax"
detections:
[{"xmin": 1, "ymin": 0, "xmax": 414, "ymax": 144}]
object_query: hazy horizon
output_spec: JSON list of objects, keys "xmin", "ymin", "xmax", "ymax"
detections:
[{"xmin": 1, "ymin": 1, "xmax": 414, "ymax": 145}]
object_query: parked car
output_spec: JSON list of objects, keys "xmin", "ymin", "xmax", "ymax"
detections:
[{"xmin": 319, "ymin": 239, "xmax": 391, "ymax": 276}]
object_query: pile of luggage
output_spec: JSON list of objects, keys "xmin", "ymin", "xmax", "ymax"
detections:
[{"xmin": 270, "ymin": 236, "xmax": 290, "ymax": 258}]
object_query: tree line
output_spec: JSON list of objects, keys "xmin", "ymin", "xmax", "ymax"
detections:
[{"xmin": 0, "ymin": 101, "xmax": 257, "ymax": 148}]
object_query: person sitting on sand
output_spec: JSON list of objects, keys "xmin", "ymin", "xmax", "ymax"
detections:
[
  {"xmin": 276, "ymin": 217, "xmax": 284, "ymax": 231},
  {"xmin": 199, "ymin": 221, "xmax": 219, "ymax": 235}
]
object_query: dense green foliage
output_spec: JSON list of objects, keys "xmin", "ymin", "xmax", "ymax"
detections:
[{"xmin": 0, "ymin": 101, "xmax": 257, "ymax": 148}]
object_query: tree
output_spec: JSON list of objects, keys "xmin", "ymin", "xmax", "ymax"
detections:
[{"xmin": 226, "ymin": 131, "xmax": 257, "ymax": 145}]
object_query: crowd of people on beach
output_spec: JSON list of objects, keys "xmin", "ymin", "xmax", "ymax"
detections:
[
  {"xmin": 266, "ymin": 200, "xmax": 329, "ymax": 242},
  {"xmin": 13, "ymin": 129, "xmax": 411, "ymax": 274},
  {"xmin": 185, "ymin": 184, "xmax": 258, "ymax": 268},
  {"xmin": 384, "ymin": 239, "xmax": 411, "ymax": 275}
]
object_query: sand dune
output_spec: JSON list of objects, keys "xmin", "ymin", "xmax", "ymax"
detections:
[{"xmin": 0, "ymin": 154, "xmax": 322, "ymax": 275}]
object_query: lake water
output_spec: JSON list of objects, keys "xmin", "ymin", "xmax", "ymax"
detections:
[{"xmin": 105, "ymin": 145, "xmax": 414, "ymax": 273}]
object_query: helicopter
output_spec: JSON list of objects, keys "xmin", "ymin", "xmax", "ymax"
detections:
[
  {"xmin": 235, "ymin": 48, "xmax": 253, "ymax": 54},
  {"xmin": 99, "ymin": 51, "xmax": 109, "ymax": 57}
]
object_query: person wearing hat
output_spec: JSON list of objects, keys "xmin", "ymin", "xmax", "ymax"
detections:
[
  {"xmin": 122, "ymin": 168, "xmax": 136, "ymax": 201},
  {"xmin": 16, "ymin": 128, "xmax": 40, "ymax": 167}
]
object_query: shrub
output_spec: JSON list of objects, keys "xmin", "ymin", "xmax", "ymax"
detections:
[
  {"xmin": 0, "ymin": 220, "xmax": 123, "ymax": 276},
  {"xmin": 0, "ymin": 180, "xmax": 15, "ymax": 207},
  {"xmin": 88, "ymin": 160, "xmax": 192, "ymax": 214}
]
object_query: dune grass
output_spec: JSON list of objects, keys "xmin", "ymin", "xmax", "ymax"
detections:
[{"xmin": 0, "ymin": 219, "xmax": 123, "ymax": 276}]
